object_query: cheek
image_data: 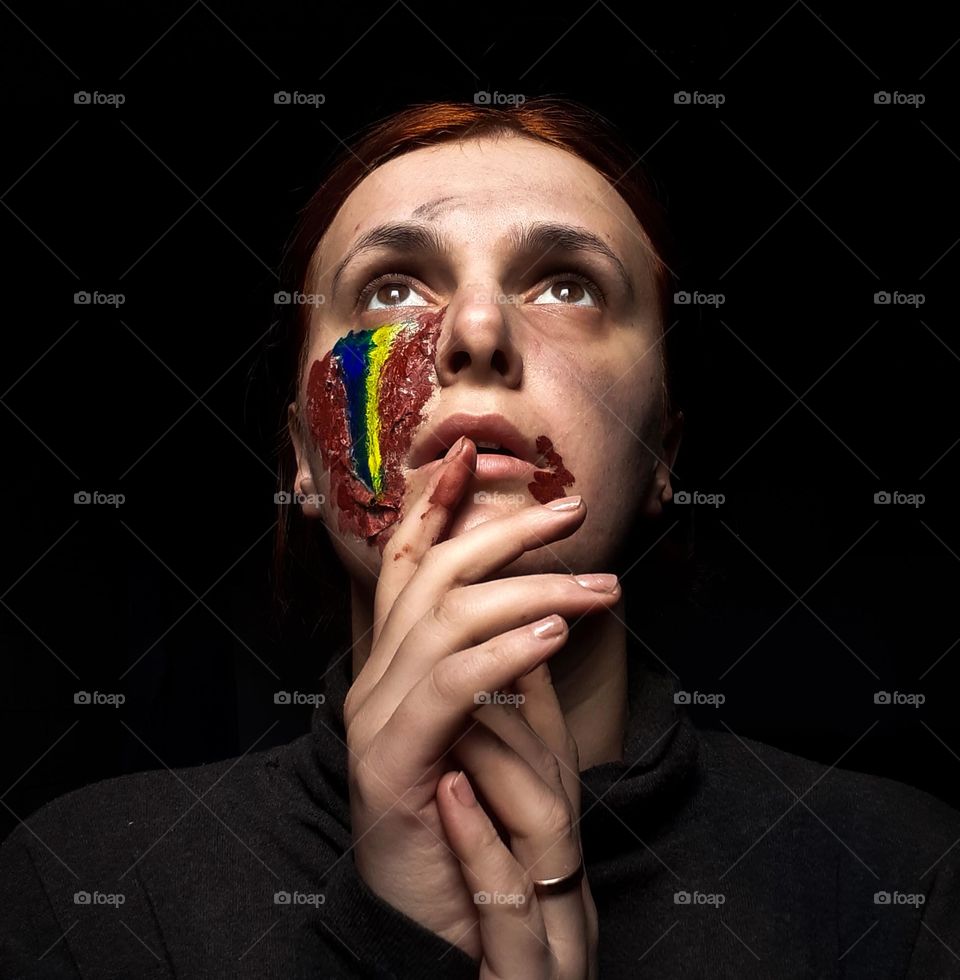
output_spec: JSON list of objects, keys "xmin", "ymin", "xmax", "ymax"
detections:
[
  {"xmin": 528, "ymin": 334, "xmax": 657, "ymax": 491},
  {"xmin": 303, "ymin": 311, "xmax": 444, "ymax": 549}
]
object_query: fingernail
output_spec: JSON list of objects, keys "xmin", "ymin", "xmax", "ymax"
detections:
[
  {"xmin": 444, "ymin": 436, "xmax": 467, "ymax": 462},
  {"xmin": 575, "ymin": 573, "xmax": 619, "ymax": 593},
  {"xmin": 546, "ymin": 495, "xmax": 582, "ymax": 511},
  {"xmin": 451, "ymin": 770, "xmax": 477, "ymax": 807},
  {"xmin": 533, "ymin": 615, "xmax": 565, "ymax": 638}
]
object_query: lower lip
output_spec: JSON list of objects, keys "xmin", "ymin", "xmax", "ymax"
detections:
[{"xmin": 413, "ymin": 453, "xmax": 538, "ymax": 481}]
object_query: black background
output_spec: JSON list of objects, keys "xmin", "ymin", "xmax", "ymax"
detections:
[{"xmin": 2, "ymin": 1, "xmax": 960, "ymax": 841}]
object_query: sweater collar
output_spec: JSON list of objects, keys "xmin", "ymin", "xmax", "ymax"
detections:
[{"xmin": 304, "ymin": 638, "xmax": 700, "ymax": 845}]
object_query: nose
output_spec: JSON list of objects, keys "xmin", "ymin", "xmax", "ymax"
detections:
[{"xmin": 435, "ymin": 287, "xmax": 523, "ymax": 389}]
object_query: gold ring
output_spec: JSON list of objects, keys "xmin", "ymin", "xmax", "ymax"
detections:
[{"xmin": 531, "ymin": 858, "xmax": 584, "ymax": 896}]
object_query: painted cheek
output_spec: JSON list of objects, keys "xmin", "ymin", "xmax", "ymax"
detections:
[
  {"xmin": 528, "ymin": 435, "xmax": 576, "ymax": 504},
  {"xmin": 304, "ymin": 310, "xmax": 444, "ymax": 548}
]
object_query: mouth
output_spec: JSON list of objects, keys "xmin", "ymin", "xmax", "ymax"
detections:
[{"xmin": 407, "ymin": 411, "xmax": 547, "ymax": 482}]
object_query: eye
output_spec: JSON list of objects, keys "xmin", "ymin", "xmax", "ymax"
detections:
[
  {"xmin": 359, "ymin": 275, "xmax": 431, "ymax": 311},
  {"xmin": 531, "ymin": 275, "xmax": 602, "ymax": 307}
]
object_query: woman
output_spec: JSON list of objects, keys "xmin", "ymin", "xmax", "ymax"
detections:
[{"xmin": 2, "ymin": 99, "xmax": 958, "ymax": 979}]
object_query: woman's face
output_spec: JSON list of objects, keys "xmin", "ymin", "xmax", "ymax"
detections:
[{"xmin": 290, "ymin": 134, "xmax": 681, "ymax": 590}]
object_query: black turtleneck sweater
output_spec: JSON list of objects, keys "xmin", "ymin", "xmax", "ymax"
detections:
[{"xmin": 2, "ymin": 648, "xmax": 959, "ymax": 979}]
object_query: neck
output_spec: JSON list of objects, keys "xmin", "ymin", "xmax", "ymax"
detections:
[{"xmin": 349, "ymin": 580, "xmax": 628, "ymax": 770}]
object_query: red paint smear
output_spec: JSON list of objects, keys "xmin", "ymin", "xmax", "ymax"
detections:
[
  {"xmin": 528, "ymin": 435, "xmax": 576, "ymax": 504},
  {"xmin": 305, "ymin": 311, "xmax": 444, "ymax": 549}
]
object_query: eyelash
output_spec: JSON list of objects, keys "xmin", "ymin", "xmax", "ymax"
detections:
[{"xmin": 353, "ymin": 270, "xmax": 606, "ymax": 309}]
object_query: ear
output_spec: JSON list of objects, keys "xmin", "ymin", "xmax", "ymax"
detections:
[
  {"xmin": 287, "ymin": 402, "xmax": 324, "ymax": 518},
  {"xmin": 641, "ymin": 409, "xmax": 684, "ymax": 518}
]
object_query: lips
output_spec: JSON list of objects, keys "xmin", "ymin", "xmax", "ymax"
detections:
[{"xmin": 408, "ymin": 412, "xmax": 542, "ymax": 471}]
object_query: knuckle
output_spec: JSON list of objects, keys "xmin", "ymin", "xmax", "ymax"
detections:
[
  {"xmin": 427, "ymin": 658, "xmax": 463, "ymax": 704},
  {"xmin": 541, "ymin": 794, "xmax": 575, "ymax": 840},
  {"xmin": 430, "ymin": 591, "xmax": 462, "ymax": 634}
]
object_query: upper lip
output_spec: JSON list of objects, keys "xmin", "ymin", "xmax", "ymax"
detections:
[{"xmin": 408, "ymin": 412, "xmax": 538, "ymax": 469}]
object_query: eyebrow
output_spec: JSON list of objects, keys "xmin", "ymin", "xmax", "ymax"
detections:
[
  {"xmin": 329, "ymin": 219, "xmax": 634, "ymax": 302},
  {"xmin": 509, "ymin": 221, "xmax": 635, "ymax": 302},
  {"xmin": 330, "ymin": 222, "xmax": 446, "ymax": 299}
]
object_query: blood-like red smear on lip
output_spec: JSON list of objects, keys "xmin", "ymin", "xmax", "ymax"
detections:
[
  {"xmin": 305, "ymin": 310, "xmax": 444, "ymax": 549},
  {"xmin": 528, "ymin": 436, "xmax": 576, "ymax": 504}
]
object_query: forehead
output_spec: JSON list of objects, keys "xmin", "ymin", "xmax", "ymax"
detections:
[{"xmin": 320, "ymin": 135, "xmax": 650, "ymax": 269}]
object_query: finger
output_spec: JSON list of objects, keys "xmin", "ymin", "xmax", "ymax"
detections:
[
  {"xmin": 513, "ymin": 663, "xmax": 583, "ymax": 812},
  {"xmin": 471, "ymin": 685, "xmax": 581, "ymax": 815},
  {"xmin": 436, "ymin": 771, "xmax": 554, "ymax": 980},
  {"xmin": 372, "ymin": 435, "xmax": 476, "ymax": 647},
  {"xmin": 362, "ymin": 616, "xmax": 569, "ymax": 803},
  {"xmin": 450, "ymin": 723, "xmax": 588, "ymax": 969},
  {"xmin": 359, "ymin": 572, "xmax": 620, "ymax": 729},
  {"xmin": 359, "ymin": 495, "xmax": 588, "ymax": 695}
]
